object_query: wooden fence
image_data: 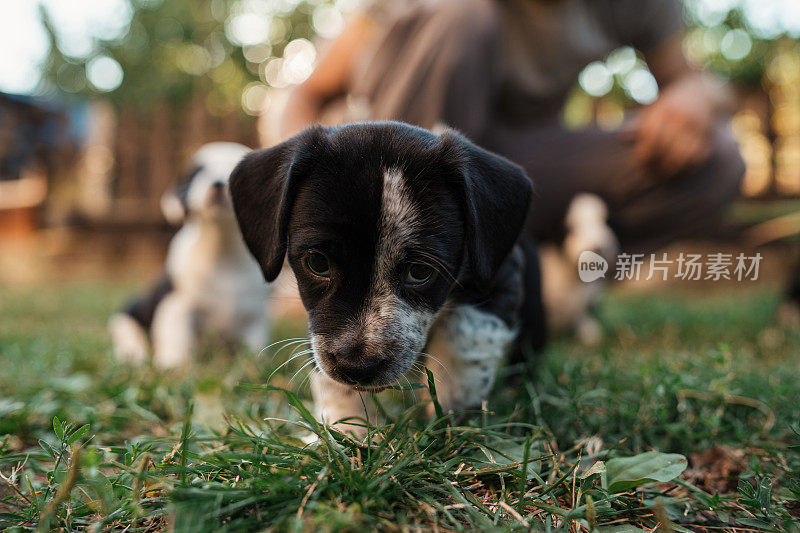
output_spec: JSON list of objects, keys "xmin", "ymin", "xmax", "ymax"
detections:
[{"xmin": 80, "ymin": 96, "xmax": 259, "ymax": 225}]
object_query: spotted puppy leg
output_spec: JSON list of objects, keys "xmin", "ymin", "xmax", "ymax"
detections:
[
  {"xmin": 151, "ymin": 293, "xmax": 195, "ymax": 368},
  {"xmin": 424, "ymin": 305, "xmax": 516, "ymax": 414},
  {"xmin": 109, "ymin": 313, "xmax": 150, "ymax": 364},
  {"xmin": 310, "ymin": 371, "xmax": 375, "ymax": 439}
]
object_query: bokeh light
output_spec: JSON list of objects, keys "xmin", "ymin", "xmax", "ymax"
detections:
[
  {"xmin": 56, "ymin": 63, "xmax": 87, "ymax": 93},
  {"xmin": 226, "ymin": 13, "xmax": 271, "ymax": 46},
  {"xmin": 312, "ymin": 5, "xmax": 345, "ymax": 39},
  {"xmin": 268, "ymin": 17, "xmax": 289, "ymax": 44},
  {"xmin": 42, "ymin": 0, "xmax": 132, "ymax": 57},
  {"xmin": 243, "ymin": 43, "xmax": 272, "ymax": 63},
  {"xmin": 623, "ymin": 69, "xmax": 659, "ymax": 105},
  {"xmin": 0, "ymin": 2, "xmax": 49, "ymax": 93},
  {"xmin": 242, "ymin": 81, "xmax": 270, "ymax": 115},
  {"xmin": 282, "ymin": 38, "xmax": 316, "ymax": 84},
  {"xmin": 721, "ymin": 29, "xmax": 752, "ymax": 61},
  {"xmin": 175, "ymin": 43, "xmax": 212, "ymax": 76},
  {"xmin": 578, "ymin": 62, "xmax": 614, "ymax": 97},
  {"xmin": 86, "ymin": 56, "xmax": 124, "ymax": 92},
  {"xmin": 694, "ymin": 0, "xmax": 736, "ymax": 27},
  {"xmin": 606, "ymin": 47, "xmax": 637, "ymax": 76},
  {"xmin": 741, "ymin": 0, "xmax": 786, "ymax": 39},
  {"xmin": 261, "ymin": 57, "xmax": 287, "ymax": 88}
]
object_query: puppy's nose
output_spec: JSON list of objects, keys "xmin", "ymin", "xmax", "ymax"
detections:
[
  {"xmin": 211, "ymin": 181, "xmax": 225, "ymax": 190},
  {"xmin": 333, "ymin": 353, "xmax": 387, "ymax": 385}
]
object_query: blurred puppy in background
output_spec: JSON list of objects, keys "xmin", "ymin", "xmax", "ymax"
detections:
[
  {"xmin": 109, "ymin": 142, "xmax": 272, "ymax": 368},
  {"xmin": 540, "ymin": 194, "xmax": 618, "ymax": 346}
]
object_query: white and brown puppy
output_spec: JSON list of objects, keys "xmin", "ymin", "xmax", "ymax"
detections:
[
  {"xmin": 540, "ymin": 193, "xmax": 618, "ymax": 346},
  {"xmin": 109, "ymin": 142, "xmax": 271, "ymax": 368},
  {"xmin": 230, "ymin": 122, "xmax": 535, "ymax": 435}
]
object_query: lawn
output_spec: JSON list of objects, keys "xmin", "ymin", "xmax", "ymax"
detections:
[{"xmin": 0, "ymin": 281, "xmax": 798, "ymax": 531}]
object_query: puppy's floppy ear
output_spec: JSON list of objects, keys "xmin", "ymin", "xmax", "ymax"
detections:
[
  {"xmin": 437, "ymin": 130, "xmax": 532, "ymax": 292},
  {"xmin": 229, "ymin": 125, "xmax": 328, "ymax": 282},
  {"xmin": 160, "ymin": 190, "xmax": 185, "ymax": 226},
  {"xmin": 160, "ymin": 165, "xmax": 202, "ymax": 225}
]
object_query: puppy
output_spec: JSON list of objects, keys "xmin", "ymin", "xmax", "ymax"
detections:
[
  {"xmin": 230, "ymin": 122, "xmax": 534, "ymax": 435},
  {"xmin": 540, "ymin": 193, "xmax": 618, "ymax": 346},
  {"xmin": 109, "ymin": 142, "xmax": 271, "ymax": 368}
]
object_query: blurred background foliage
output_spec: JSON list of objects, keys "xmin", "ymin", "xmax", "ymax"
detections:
[
  {"xmin": 567, "ymin": 1, "xmax": 800, "ymax": 112},
  {"xmin": 1, "ymin": 0, "xmax": 797, "ymax": 229},
  {"xmin": 38, "ymin": 0, "xmax": 349, "ymax": 116},
  {"xmin": 32, "ymin": 0, "xmax": 800, "ymax": 116},
  {"xmin": 685, "ymin": 1, "xmax": 799, "ymax": 86}
]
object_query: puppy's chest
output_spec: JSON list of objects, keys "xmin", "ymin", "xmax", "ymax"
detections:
[
  {"xmin": 168, "ymin": 226, "xmax": 267, "ymax": 307},
  {"xmin": 197, "ymin": 264, "xmax": 264, "ymax": 304},
  {"xmin": 426, "ymin": 305, "xmax": 517, "ymax": 363}
]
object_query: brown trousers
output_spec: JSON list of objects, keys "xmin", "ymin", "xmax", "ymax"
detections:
[{"xmin": 481, "ymin": 121, "xmax": 745, "ymax": 250}]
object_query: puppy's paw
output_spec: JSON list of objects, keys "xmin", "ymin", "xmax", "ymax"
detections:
[
  {"xmin": 152, "ymin": 349, "xmax": 191, "ymax": 369},
  {"xmin": 108, "ymin": 313, "xmax": 149, "ymax": 364}
]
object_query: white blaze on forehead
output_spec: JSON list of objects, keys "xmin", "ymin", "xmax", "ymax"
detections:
[
  {"xmin": 376, "ymin": 168, "xmax": 420, "ymax": 279},
  {"xmin": 311, "ymin": 168, "xmax": 436, "ymax": 384},
  {"xmin": 362, "ymin": 168, "xmax": 432, "ymax": 350}
]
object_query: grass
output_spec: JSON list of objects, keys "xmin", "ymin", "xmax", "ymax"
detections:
[{"xmin": 0, "ymin": 281, "xmax": 798, "ymax": 531}]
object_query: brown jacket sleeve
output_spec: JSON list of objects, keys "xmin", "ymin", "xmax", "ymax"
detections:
[{"xmin": 352, "ymin": 0, "xmax": 502, "ymax": 144}]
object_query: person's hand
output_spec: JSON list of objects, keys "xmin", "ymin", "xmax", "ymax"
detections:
[{"xmin": 632, "ymin": 75, "xmax": 715, "ymax": 178}]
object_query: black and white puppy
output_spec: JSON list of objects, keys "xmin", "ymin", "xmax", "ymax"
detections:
[
  {"xmin": 109, "ymin": 142, "xmax": 272, "ymax": 368},
  {"xmin": 230, "ymin": 122, "xmax": 534, "ymax": 434}
]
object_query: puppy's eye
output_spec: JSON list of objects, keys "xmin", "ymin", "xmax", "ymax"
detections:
[
  {"xmin": 404, "ymin": 263, "xmax": 435, "ymax": 286},
  {"xmin": 305, "ymin": 251, "xmax": 331, "ymax": 278}
]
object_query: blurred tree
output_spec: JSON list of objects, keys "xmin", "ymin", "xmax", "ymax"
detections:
[
  {"xmin": 38, "ymin": 0, "xmax": 336, "ymax": 115},
  {"xmin": 35, "ymin": 0, "xmax": 347, "ymax": 222},
  {"xmin": 566, "ymin": 0, "xmax": 800, "ymax": 132},
  {"xmin": 682, "ymin": 4, "xmax": 798, "ymax": 88}
]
